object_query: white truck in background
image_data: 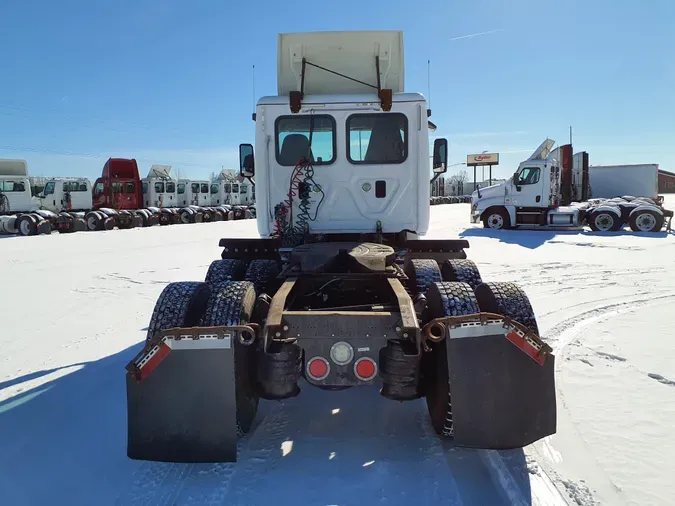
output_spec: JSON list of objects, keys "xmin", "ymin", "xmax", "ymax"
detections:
[
  {"xmin": 0, "ymin": 159, "xmax": 89, "ymax": 235},
  {"xmin": 471, "ymin": 139, "xmax": 673, "ymax": 233},
  {"xmin": 1, "ymin": 158, "xmax": 256, "ymax": 236},
  {"xmin": 209, "ymin": 170, "xmax": 256, "ymax": 219},
  {"xmin": 42, "ymin": 177, "xmax": 93, "ymax": 211}
]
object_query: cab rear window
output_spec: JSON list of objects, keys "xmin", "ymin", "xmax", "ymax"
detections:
[
  {"xmin": 275, "ymin": 115, "xmax": 336, "ymax": 166},
  {"xmin": 347, "ymin": 113, "xmax": 408, "ymax": 164}
]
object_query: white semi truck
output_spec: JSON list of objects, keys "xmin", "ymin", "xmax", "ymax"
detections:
[
  {"xmin": 0, "ymin": 159, "xmax": 89, "ymax": 235},
  {"xmin": 125, "ymin": 30, "xmax": 557, "ymax": 464},
  {"xmin": 471, "ymin": 140, "xmax": 673, "ymax": 232},
  {"xmin": 1, "ymin": 158, "xmax": 254, "ymax": 236},
  {"xmin": 209, "ymin": 170, "xmax": 256, "ymax": 219}
]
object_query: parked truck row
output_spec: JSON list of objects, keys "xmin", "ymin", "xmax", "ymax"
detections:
[
  {"xmin": 0, "ymin": 158, "xmax": 256, "ymax": 236},
  {"xmin": 470, "ymin": 140, "xmax": 673, "ymax": 233},
  {"xmin": 430, "ymin": 195, "xmax": 472, "ymax": 205}
]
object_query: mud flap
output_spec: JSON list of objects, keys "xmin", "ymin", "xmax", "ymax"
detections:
[
  {"xmin": 126, "ymin": 327, "xmax": 239, "ymax": 463},
  {"xmin": 435, "ymin": 314, "xmax": 556, "ymax": 449}
]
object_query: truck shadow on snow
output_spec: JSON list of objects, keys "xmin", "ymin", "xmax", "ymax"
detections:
[
  {"xmin": 0, "ymin": 344, "xmax": 538, "ymax": 506},
  {"xmin": 460, "ymin": 227, "xmax": 673, "ymax": 249}
]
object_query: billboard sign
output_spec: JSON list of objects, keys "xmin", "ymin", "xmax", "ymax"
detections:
[{"xmin": 467, "ymin": 153, "xmax": 499, "ymax": 166}]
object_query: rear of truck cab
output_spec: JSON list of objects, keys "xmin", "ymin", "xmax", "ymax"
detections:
[{"xmin": 249, "ymin": 92, "xmax": 432, "ymax": 238}]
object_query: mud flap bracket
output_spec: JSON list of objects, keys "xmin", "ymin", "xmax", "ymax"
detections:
[
  {"xmin": 425, "ymin": 313, "xmax": 556, "ymax": 449},
  {"xmin": 125, "ymin": 325, "xmax": 255, "ymax": 463}
]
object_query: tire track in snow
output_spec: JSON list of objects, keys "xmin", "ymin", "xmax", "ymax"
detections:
[
  {"xmin": 115, "ymin": 402, "xmax": 289, "ymax": 506},
  {"xmin": 116, "ymin": 383, "xmax": 553, "ymax": 506},
  {"xmin": 542, "ymin": 291, "xmax": 675, "ymax": 353},
  {"xmin": 176, "ymin": 404, "xmax": 290, "ymax": 505},
  {"xmin": 115, "ymin": 276, "xmax": 675, "ymax": 505},
  {"xmin": 524, "ymin": 290, "xmax": 675, "ymax": 505}
]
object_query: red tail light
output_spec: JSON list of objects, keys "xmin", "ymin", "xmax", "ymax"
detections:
[
  {"xmin": 354, "ymin": 357, "xmax": 377, "ymax": 381},
  {"xmin": 306, "ymin": 357, "xmax": 329, "ymax": 380}
]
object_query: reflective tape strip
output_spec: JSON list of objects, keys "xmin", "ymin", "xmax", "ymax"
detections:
[
  {"xmin": 446, "ymin": 318, "xmax": 548, "ymax": 366},
  {"xmin": 138, "ymin": 343, "xmax": 171, "ymax": 381},
  {"xmin": 446, "ymin": 320, "xmax": 505, "ymax": 340},
  {"xmin": 505, "ymin": 330, "xmax": 547, "ymax": 366},
  {"xmin": 166, "ymin": 334, "xmax": 232, "ymax": 350}
]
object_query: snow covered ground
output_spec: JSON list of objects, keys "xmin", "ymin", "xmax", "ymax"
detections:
[{"xmin": 1, "ymin": 197, "xmax": 673, "ymax": 506}]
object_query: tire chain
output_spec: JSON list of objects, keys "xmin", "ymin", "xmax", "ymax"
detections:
[{"xmin": 428, "ymin": 281, "xmax": 480, "ymax": 437}]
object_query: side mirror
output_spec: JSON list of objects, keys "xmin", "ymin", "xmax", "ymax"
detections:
[
  {"xmin": 432, "ymin": 138, "xmax": 448, "ymax": 174},
  {"xmin": 239, "ymin": 143, "xmax": 255, "ymax": 177}
]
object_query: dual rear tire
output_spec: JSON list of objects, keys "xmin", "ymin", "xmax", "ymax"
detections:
[
  {"xmin": 407, "ymin": 258, "xmax": 540, "ymax": 440},
  {"xmin": 145, "ymin": 279, "xmax": 259, "ymax": 436}
]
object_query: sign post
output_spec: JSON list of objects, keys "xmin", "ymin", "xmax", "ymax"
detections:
[{"xmin": 466, "ymin": 153, "xmax": 499, "ymax": 190}]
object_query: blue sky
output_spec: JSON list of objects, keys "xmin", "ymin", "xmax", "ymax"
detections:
[{"xmin": 1, "ymin": 0, "xmax": 673, "ymax": 182}]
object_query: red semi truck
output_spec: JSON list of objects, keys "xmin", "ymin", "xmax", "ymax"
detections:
[
  {"xmin": 85, "ymin": 158, "xmax": 245, "ymax": 231},
  {"xmin": 86, "ymin": 158, "xmax": 160, "ymax": 230}
]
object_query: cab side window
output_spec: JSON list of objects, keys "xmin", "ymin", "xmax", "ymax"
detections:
[{"xmin": 516, "ymin": 167, "xmax": 541, "ymax": 185}]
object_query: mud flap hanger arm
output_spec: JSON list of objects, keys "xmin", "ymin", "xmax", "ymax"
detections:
[
  {"xmin": 422, "ymin": 312, "xmax": 553, "ymax": 366},
  {"xmin": 126, "ymin": 324, "xmax": 259, "ymax": 383},
  {"xmin": 290, "ymin": 56, "xmax": 392, "ymax": 113}
]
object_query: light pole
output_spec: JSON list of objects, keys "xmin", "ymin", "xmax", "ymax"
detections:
[{"xmin": 481, "ymin": 150, "xmax": 487, "ymax": 182}]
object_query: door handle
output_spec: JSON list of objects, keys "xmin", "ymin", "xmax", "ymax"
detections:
[
  {"xmin": 375, "ymin": 180, "xmax": 386, "ymax": 199},
  {"xmin": 536, "ymin": 195, "xmax": 541, "ymax": 203}
]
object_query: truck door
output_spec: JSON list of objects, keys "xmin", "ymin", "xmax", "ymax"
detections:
[
  {"xmin": 223, "ymin": 183, "xmax": 232, "ymax": 205},
  {"xmin": 92, "ymin": 180, "xmax": 106, "ymax": 208},
  {"xmin": 240, "ymin": 184, "xmax": 249, "ymax": 204},
  {"xmin": 510, "ymin": 166, "xmax": 545, "ymax": 207},
  {"xmin": 210, "ymin": 183, "xmax": 219, "ymax": 205},
  {"xmin": 267, "ymin": 110, "xmax": 417, "ymax": 234},
  {"xmin": 63, "ymin": 181, "xmax": 91, "ymax": 210},
  {"xmin": 200, "ymin": 183, "xmax": 209, "ymax": 206},
  {"xmin": 231, "ymin": 184, "xmax": 240, "ymax": 205},
  {"xmin": 43, "ymin": 181, "xmax": 57, "ymax": 210},
  {"xmin": 177, "ymin": 182, "xmax": 187, "ymax": 206}
]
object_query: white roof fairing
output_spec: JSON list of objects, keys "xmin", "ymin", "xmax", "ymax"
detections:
[
  {"xmin": 146, "ymin": 165, "xmax": 172, "ymax": 179},
  {"xmin": 277, "ymin": 31, "xmax": 405, "ymax": 96},
  {"xmin": 527, "ymin": 139, "xmax": 556, "ymax": 161},
  {"xmin": 0, "ymin": 159, "xmax": 28, "ymax": 177}
]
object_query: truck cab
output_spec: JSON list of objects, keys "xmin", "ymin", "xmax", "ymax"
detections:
[
  {"xmin": 177, "ymin": 179, "xmax": 210, "ymax": 207},
  {"xmin": 92, "ymin": 158, "xmax": 143, "ymax": 210},
  {"xmin": 0, "ymin": 159, "xmax": 41, "ymax": 214},
  {"xmin": 237, "ymin": 32, "xmax": 447, "ymax": 241},
  {"xmin": 470, "ymin": 141, "xmax": 672, "ymax": 232},
  {"xmin": 141, "ymin": 165, "xmax": 177, "ymax": 208},
  {"xmin": 41, "ymin": 178, "xmax": 92, "ymax": 212},
  {"xmin": 471, "ymin": 139, "xmax": 566, "ymax": 228},
  {"xmin": 223, "ymin": 180, "xmax": 252, "ymax": 206}
]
